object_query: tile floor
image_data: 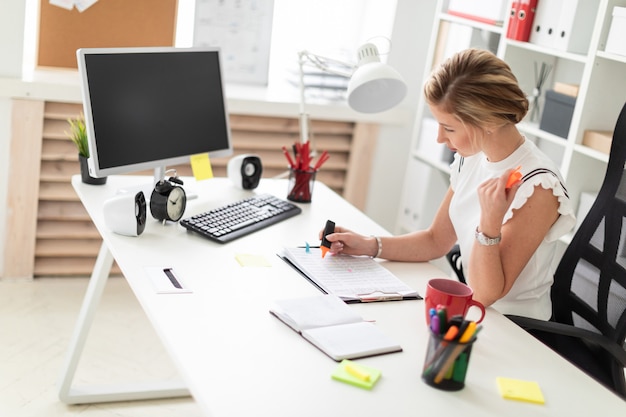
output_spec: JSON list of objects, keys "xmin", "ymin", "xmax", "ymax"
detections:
[{"xmin": 0, "ymin": 276, "xmax": 203, "ymax": 417}]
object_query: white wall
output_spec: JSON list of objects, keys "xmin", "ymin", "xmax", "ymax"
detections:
[
  {"xmin": 365, "ymin": 1, "xmax": 436, "ymax": 231},
  {"xmin": 0, "ymin": 0, "xmax": 435, "ymax": 276},
  {"xmin": 0, "ymin": 2, "xmax": 27, "ymax": 277}
]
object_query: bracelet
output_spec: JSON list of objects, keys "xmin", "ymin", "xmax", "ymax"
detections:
[
  {"xmin": 371, "ymin": 235, "xmax": 383, "ymax": 258},
  {"xmin": 475, "ymin": 227, "xmax": 501, "ymax": 246}
]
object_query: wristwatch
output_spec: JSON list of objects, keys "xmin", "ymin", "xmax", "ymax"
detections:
[{"xmin": 475, "ymin": 227, "xmax": 501, "ymax": 246}]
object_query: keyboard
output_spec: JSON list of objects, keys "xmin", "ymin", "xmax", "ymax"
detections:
[{"xmin": 180, "ymin": 194, "xmax": 302, "ymax": 243}]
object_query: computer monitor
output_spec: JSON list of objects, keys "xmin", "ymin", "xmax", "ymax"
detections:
[{"xmin": 76, "ymin": 46, "xmax": 233, "ymax": 189}]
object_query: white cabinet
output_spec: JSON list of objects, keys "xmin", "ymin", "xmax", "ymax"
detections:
[{"xmin": 396, "ymin": 0, "xmax": 626, "ymax": 248}]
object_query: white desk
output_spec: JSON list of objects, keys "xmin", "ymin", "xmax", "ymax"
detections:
[{"xmin": 60, "ymin": 175, "xmax": 626, "ymax": 416}]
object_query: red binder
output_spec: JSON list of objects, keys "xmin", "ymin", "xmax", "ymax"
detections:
[
  {"xmin": 512, "ymin": 0, "xmax": 538, "ymax": 42},
  {"xmin": 506, "ymin": 1, "xmax": 520, "ymax": 39}
]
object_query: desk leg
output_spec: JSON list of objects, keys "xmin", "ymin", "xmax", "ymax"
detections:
[{"xmin": 57, "ymin": 242, "xmax": 190, "ymax": 404}]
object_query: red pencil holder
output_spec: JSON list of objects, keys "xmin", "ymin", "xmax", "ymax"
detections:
[{"xmin": 287, "ymin": 168, "xmax": 316, "ymax": 203}]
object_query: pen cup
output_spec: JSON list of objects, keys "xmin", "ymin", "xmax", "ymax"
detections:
[
  {"xmin": 421, "ymin": 329, "xmax": 475, "ymax": 391},
  {"xmin": 287, "ymin": 168, "xmax": 316, "ymax": 203}
]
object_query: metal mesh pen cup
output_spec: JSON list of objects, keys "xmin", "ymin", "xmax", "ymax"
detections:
[
  {"xmin": 287, "ymin": 168, "xmax": 316, "ymax": 203},
  {"xmin": 421, "ymin": 329, "xmax": 475, "ymax": 391}
]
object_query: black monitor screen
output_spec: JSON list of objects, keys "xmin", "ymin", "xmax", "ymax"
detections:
[{"xmin": 77, "ymin": 47, "xmax": 232, "ymax": 178}]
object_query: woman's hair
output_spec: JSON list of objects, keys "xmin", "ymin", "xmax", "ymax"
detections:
[{"xmin": 424, "ymin": 48, "xmax": 528, "ymax": 128}]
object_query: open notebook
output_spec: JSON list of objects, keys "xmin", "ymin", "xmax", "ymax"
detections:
[
  {"xmin": 270, "ymin": 294, "xmax": 402, "ymax": 361},
  {"xmin": 280, "ymin": 247, "xmax": 421, "ymax": 302}
]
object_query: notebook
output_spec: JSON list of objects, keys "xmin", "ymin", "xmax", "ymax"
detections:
[
  {"xmin": 280, "ymin": 247, "xmax": 421, "ymax": 302},
  {"xmin": 270, "ymin": 294, "xmax": 402, "ymax": 361}
]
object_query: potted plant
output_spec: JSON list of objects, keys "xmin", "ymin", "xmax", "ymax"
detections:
[{"xmin": 67, "ymin": 115, "xmax": 106, "ymax": 185}]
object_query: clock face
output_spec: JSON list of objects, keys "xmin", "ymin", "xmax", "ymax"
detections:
[{"xmin": 166, "ymin": 187, "xmax": 186, "ymax": 221}]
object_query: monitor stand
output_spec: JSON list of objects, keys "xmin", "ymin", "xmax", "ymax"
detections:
[{"xmin": 116, "ymin": 167, "xmax": 198, "ymax": 200}]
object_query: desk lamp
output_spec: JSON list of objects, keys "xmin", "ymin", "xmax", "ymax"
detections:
[{"xmin": 297, "ymin": 42, "xmax": 407, "ymax": 144}]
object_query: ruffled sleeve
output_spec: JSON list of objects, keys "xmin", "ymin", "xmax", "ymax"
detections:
[{"xmin": 504, "ymin": 171, "xmax": 577, "ymax": 242}]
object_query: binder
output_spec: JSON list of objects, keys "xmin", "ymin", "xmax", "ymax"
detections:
[
  {"xmin": 506, "ymin": 1, "xmax": 520, "ymax": 39},
  {"xmin": 511, "ymin": 0, "xmax": 537, "ymax": 42},
  {"xmin": 529, "ymin": 0, "xmax": 561, "ymax": 49},
  {"xmin": 552, "ymin": 0, "xmax": 596, "ymax": 54},
  {"xmin": 530, "ymin": 0, "xmax": 595, "ymax": 53}
]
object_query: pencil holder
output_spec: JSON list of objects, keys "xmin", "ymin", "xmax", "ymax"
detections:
[
  {"xmin": 287, "ymin": 168, "xmax": 316, "ymax": 203},
  {"xmin": 421, "ymin": 329, "xmax": 475, "ymax": 391}
]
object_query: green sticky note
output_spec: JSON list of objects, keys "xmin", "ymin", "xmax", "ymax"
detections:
[
  {"xmin": 331, "ymin": 359, "xmax": 381, "ymax": 390},
  {"xmin": 190, "ymin": 153, "xmax": 214, "ymax": 180},
  {"xmin": 496, "ymin": 377, "xmax": 545, "ymax": 404}
]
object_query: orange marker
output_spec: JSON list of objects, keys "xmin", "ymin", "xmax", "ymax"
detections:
[
  {"xmin": 320, "ymin": 220, "xmax": 335, "ymax": 258},
  {"xmin": 506, "ymin": 165, "xmax": 522, "ymax": 189}
]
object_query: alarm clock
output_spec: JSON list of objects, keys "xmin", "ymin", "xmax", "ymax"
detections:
[{"xmin": 150, "ymin": 176, "xmax": 187, "ymax": 222}]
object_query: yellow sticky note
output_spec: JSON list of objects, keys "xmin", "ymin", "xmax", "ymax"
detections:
[
  {"xmin": 496, "ymin": 377, "xmax": 545, "ymax": 404},
  {"xmin": 235, "ymin": 254, "xmax": 271, "ymax": 267},
  {"xmin": 190, "ymin": 153, "xmax": 213, "ymax": 180}
]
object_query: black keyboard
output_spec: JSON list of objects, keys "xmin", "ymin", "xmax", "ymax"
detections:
[{"xmin": 180, "ymin": 194, "xmax": 302, "ymax": 243}]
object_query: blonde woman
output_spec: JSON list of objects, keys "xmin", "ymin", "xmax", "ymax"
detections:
[{"xmin": 325, "ymin": 48, "xmax": 575, "ymax": 320}]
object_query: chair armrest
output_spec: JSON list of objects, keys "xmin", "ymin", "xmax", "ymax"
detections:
[{"xmin": 506, "ymin": 314, "xmax": 626, "ymax": 367}]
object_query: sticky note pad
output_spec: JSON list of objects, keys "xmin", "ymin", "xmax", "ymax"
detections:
[
  {"xmin": 332, "ymin": 360, "xmax": 381, "ymax": 390},
  {"xmin": 235, "ymin": 253, "xmax": 271, "ymax": 267},
  {"xmin": 496, "ymin": 377, "xmax": 545, "ymax": 404},
  {"xmin": 190, "ymin": 153, "xmax": 214, "ymax": 180}
]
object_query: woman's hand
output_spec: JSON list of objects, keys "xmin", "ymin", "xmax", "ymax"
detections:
[
  {"xmin": 318, "ymin": 226, "xmax": 378, "ymax": 257},
  {"xmin": 476, "ymin": 168, "xmax": 521, "ymax": 236}
]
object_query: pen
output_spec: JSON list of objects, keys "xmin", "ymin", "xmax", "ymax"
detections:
[
  {"xmin": 320, "ymin": 219, "xmax": 335, "ymax": 258},
  {"xmin": 313, "ymin": 150, "xmax": 329, "ymax": 171},
  {"xmin": 344, "ymin": 363, "xmax": 371, "ymax": 382},
  {"xmin": 436, "ymin": 306, "xmax": 447, "ymax": 334},
  {"xmin": 282, "ymin": 145, "xmax": 296, "ymax": 168},
  {"xmin": 433, "ymin": 321, "xmax": 478, "ymax": 384},
  {"xmin": 430, "ymin": 314, "xmax": 440, "ymax": 335}
]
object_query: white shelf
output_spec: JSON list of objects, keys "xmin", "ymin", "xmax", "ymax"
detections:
[
  {"xmin": 596, "ymin": 50, "xmax": 626, "ymax": 64},
  {"xmin": 397, "ymin": 0, "xmax": 624, "ymax": 246},
  {"xmin": 505, "ymin": 39, "xmax": 589, "ymax": 63},
  {"xmin": 438, "ymin": 12, "xmax": 505, "ymax": 34}
]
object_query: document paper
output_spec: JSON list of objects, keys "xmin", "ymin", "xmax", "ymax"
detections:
[{"xmin": 281, "ymin": 247, "xmax": 420, "ymax": 302}]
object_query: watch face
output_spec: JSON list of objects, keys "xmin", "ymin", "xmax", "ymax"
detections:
[{"xmin": 167, "ymin": 187, "xmax": 186, "ymax": 221}]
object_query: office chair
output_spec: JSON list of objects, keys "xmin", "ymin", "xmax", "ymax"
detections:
[
  {"xmin": 507, "ymin": 101, "xmax": 626, "ymax": 399},
  {"xmin": 446, "ymin": 244, "xmax": 466, "ymax": 284}
]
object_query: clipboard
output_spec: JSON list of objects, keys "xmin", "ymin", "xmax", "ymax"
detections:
[{"xmin": 279, "ymin": 247, "xmax": 421, "ymax": 303}]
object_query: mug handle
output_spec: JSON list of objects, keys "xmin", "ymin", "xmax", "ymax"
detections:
[{"xmin": 468, "ymin": 299, "xmax": 486, "ymax": 323}]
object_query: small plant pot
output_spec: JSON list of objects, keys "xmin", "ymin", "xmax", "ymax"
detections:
[{"xmin": 79, "ymin": 154, "xmax": 107, "ymax": 185}]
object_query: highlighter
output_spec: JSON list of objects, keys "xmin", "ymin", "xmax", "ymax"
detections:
[
  {"xmin": 344, "ymin": 362, "xmax": 371, "ymax": 382},
  {"xmin": 320, "ymin": 220, "xmax": 335, "ymax": 258},
  {"xmin": 506, "ymin": 165, "xmax": 522, "ymax": 189}
]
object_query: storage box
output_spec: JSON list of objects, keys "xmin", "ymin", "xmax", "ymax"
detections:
[
  {"xmin": 539, "ymin": 90, "xmax": 576, "ymax": 138},
  {"xmin": 606, "ymin": 7, "xmax": 626, "ymax": 56},
  {"xmin": 583, "ymin": 130, "xmax": 613, "ymax": 154},
  {"xmin": 447, "ymin": 0, "xmax": 508, "ymax": 25}
]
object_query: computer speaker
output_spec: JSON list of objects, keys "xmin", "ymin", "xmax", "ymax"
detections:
[
  {"xmin": 227, "ymin": 154, "xmax": 263, "ymax": 190},
  {"xmin": 103, "ymin": 191, "xmax": 147, "ymax": 236}
]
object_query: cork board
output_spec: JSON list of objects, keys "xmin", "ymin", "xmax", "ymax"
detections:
[{"xmin": 37, "ymin": 0, "xmax": 178, "ymax": 69}]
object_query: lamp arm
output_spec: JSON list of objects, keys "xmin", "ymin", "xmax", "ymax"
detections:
[
  {"xmin": 299, "ymin": 50, "xmax": 355, "ymax": 78},
  {"xmin": 297, "ymin": 50, "xmax": 356, "ymax": 144}
]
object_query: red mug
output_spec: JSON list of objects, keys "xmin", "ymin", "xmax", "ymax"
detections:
[{"xmin": 424, "ymin": 278, "xmax": 486, "ymax": 324}]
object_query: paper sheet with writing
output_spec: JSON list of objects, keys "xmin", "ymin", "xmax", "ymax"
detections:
[{"xmin": 281, "ymin": 247, "xmax": 420, "ymax": 302}]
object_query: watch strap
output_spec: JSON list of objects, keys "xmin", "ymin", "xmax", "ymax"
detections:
[{"xmin": 475, "ymin": 227, "xmax": 501, "ymax": 245}]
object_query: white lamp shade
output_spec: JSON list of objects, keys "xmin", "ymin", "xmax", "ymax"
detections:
[{"xmin": 347, "ymin": 43, "xmax": 407, "ymax": 113}]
